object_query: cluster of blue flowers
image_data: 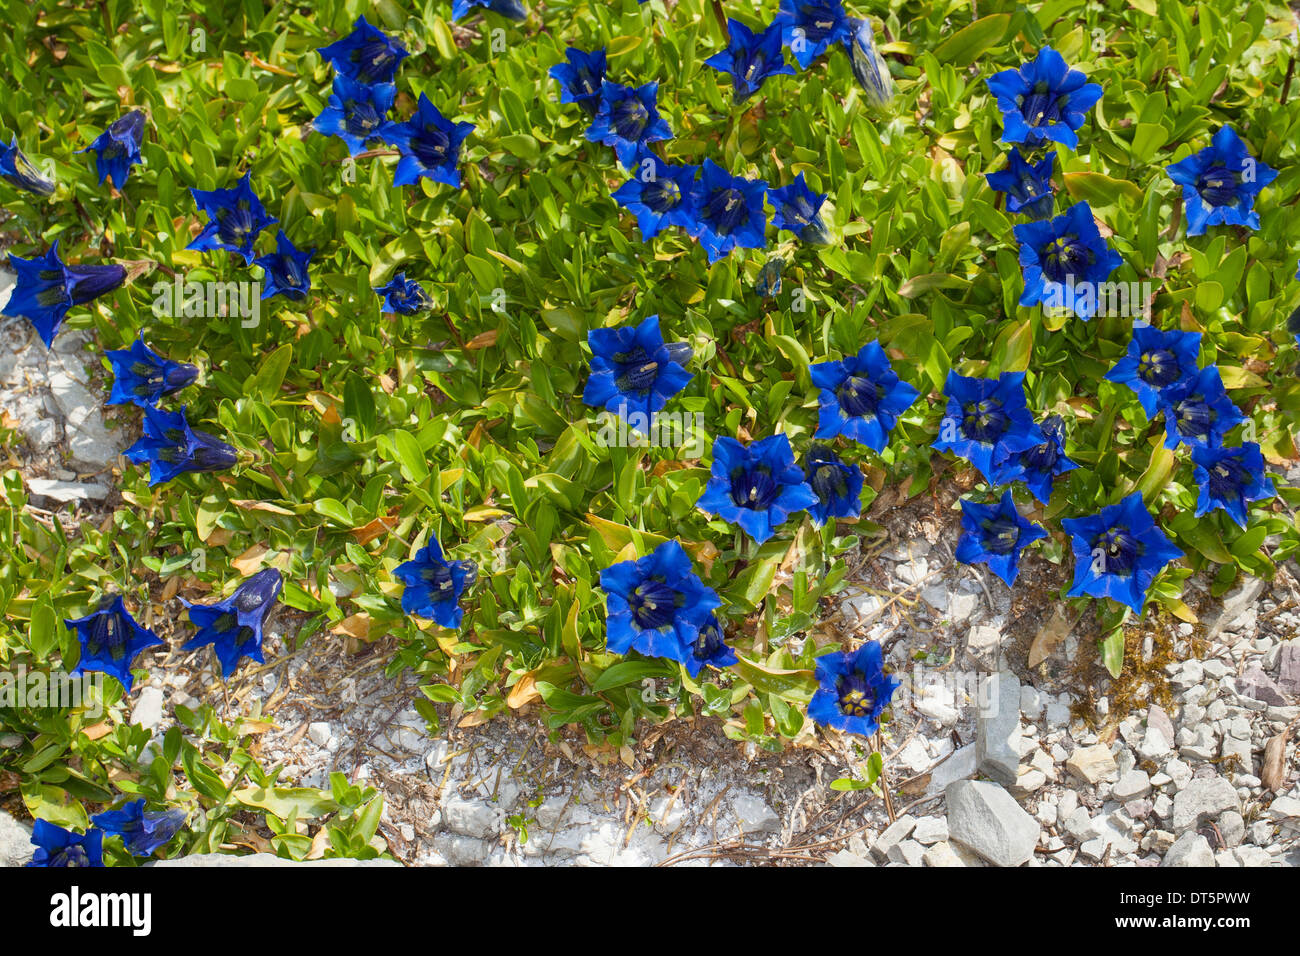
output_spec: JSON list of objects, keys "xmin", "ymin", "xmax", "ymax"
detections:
[{"xmin": 26, "ymin": 799, "xmax": 187, "ymax": 868}]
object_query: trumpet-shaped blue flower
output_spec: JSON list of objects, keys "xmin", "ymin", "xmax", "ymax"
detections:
[
  {"xmin": 0, "ymin": 136, "xmax": 55, "ymax": 195},
  {"xmin": 583, "ymin": 314, "xmax": 693, "ymax": 425},
  {"xmin": 685, "ymin": 614, "xmax": 739, "ymax": 677},
  {"xmin": 844, "ymin": 18, "xmax": 894, "ymax": 108},
  {"xmin": 27, "ymin": 821, "xmax": 102, "ymax": 868},
  {"xmin": 1014, "ymin": 201, "xmax": 1124, "ymax": 320},
  {"xmin": 91, "ymin": 800, "xmax": 186, "ymax": 857},
  {"xmin": 1062, "ymin": 492, "xmax": 1183, "ymax": 613},
  {"xmin": 317, "ymin": 16, "xmax": 408, "ymax": 84},
  {"xmin": 1104, "ymin": 323, "xmax": 1202, "ymax": 418},
  {"xmin": 612, "ymin": 152, "xmax": 701, "ymax": 240},
  {"xmin": 381, "ymin": 93, "xmax": 475, "ymax": 189},
  {"xmin": 934, "ymin": 371, "xmax": 1045, "ymax": 487},
  {"xmin": 253, "ymin": 230, "xmax": 315, "ymax": 301},
  {"xmin": 755, "ymin": 256, "xmax": 784, "ymax": 297},
  {"xmin": 705, "ymin": 18, "xmax": 794, "ymax": 103},
  {"xmin": 453, "ymin": 0, "xmax": 527, "ymax": 20},
  {"xmin": 124, "ymin": 405, "xmax": 237, "ymax": 486},
  {"xmin": 64, "ymin": 596, "xmax": 163, "ymax": 694},
  {"xmin": 182, "ymin": 568, "xmax": 283, "ymax": 678},
  {"xmin": 1161, "ymin": 366, "xmax": 1245, "ymax": 450},
  {"xmin": 2, "ymin": 241, "xmax": 127, "ymax": 346},
  {"xmin": 374, "ymin": 272, "xmax": 432, "ymax": 314},
  {"xmin": 986, "ymin": 148, "xmax": 1056, "ymax": 218},
  {"xmin": 314, "ymin": 75, "xmax": 396, "ymax": 156},
  {"xmin": 1191, "ymin": 442, "xmax": 1275, "ymax": 528},
  {"xmin": 1166, "ymin": 127, "xmax": 1277, "ymax": 236},
  {"xmin": 810, "ymin": 341, "xmax": 919, "ymax": 451},
  {"xmin": 549, "ymin": 47, "xmax": 607, "ymax": 115},
  {"xmin": 106, "ymin": 337, "xmax": 199, "ymax": 408},
  {"xmin": 986, "ymin": 47, "xmax": 1103, "ymax": 150},
  {"xmin": 394, "ymin": 538, "xmax": 478, "ymax": 629},
  {"xmin": 955, "ymin": 491, "xmax": 1047, "ymax": 586},
  {"xmin": 599, "ymin": 540, "xmax": 721, "ymax": 668},
  {"xmin": 585, "ymin": 81, "xmax": 673, "ymax": 170},
  {"xmin": 773, "ymin": 0, "xmax": 853, "ymax": 70},
  {"xmin": 78, "ymin": 110, "xmax": 146, "ymax": 189},
  {"xmin": 808, "ymin": 641, "xmax": 898, "ymax": 737},
  {"xmin": 697, "ymin": 434, "xmax": 818, "ymax": 543},
  {"xmin": 188, "ymin": 171, "xmax": 277, "ymax": 263},
  {"xmin": 804, "ymin": 445, "xmax": 863, "ymax": 527},
  {"xmin": 1015, "ymin": 414, "xmax": 1078, "ymax": 504},
  {"xmin": 768, "ymin": 172, "xmax": 830, "ymax": 244},
  {"xmin": 689, "ymin": 158, "xmax": 768, "ymax": 262}
]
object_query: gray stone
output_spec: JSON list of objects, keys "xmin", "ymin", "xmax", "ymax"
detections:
[
  {"xmin": 1278, "ymin": 642, "xmax": 1300, "ymax": 696},
  {"xmin": 912, "ymin": 816, "xmax": 949, "ymax": 845},
  {"xmin": 976, "ymin": 671, "xmax": 1021, "ymax": 786},
  {"xmin": 441, "ymin": 793, "xmax": 501, "ymax": 839},
  {"xmin": 1206, "ymin": 577, "xmax": 1265, "ymax": 641},
  {"xmin": 1138, "ymin": 705, "xmax": 1176, "ymax": 760},
  {"xmin": 1171, "ymin": 777, "xmax": 1240, "ymax": 833},
  {"xmin": 945, "ymin": 780, "xmax": 1039, "ymax": 867},
  {"xmin": 925, "ymin": 743, "xmax": 977, "ymax": 796},
  {"xmin": 1267, "ymin": 796, "xmax": 1300, "ymax": 820},
  {"xmin": 731, "ymin": 791, "xmax": 780, "ymax": 835},
  {"xmin": 966, "ymin": 625, "xmax": 1002, "ymax": 666},
  {"xmin": 0, "ymin": 810, "xmax": 34, "ymax": 867},
  {"xmin": 1160, "ymin": 832, "xmax": 1215, "ymax": 867},
  {"xmin": 26, "ymin": 478, "xmax": 110, "ymax": 504},
  {"xmin": 1113, "ymin": 770, "xmax": 1152, "ymax": 802},
  {"xmin": 130, "ymin": 687, "xmax": 164, "ymax": 730},
  {"xmin": 1217, "ymin": 811, "xmax": 1245, "ymax": 848},
  {"xmin": 826, "ymin": 849, "xmax": 874, "ymax": 867},
  {"xmin": 886, "ymin": 839, "xmax": 927, "ymax": 866},
  {"xmin": 431, "ymin": 834, "xmax": 492, "ymax": 866},
  {"xmin": 307, "ymin": 722, "xmax": 332, "ymax": 747},
  {"xmin": 1234, "ymin": 665, "xmax": 1289, "ymax": 707},
  {"xmin": 870, "ymin": 814, "xmax": 917, "ymax": 861}
]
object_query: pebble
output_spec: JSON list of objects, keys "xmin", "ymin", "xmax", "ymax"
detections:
[
  {"xmin": 976, "ymin": 670, "xmax": 1022, "ymax": 786},
  {"xmin": 1065, "ymin": 744, "xmax": 1118, "ymax": 784},
  {"xmin": 946, "ymin": 781, "xmax": 1039, "ymax": 867},
  {"xmin": 1113, "ymin": 770, "xmax": 1152, "ymax": 802},
  {"xmin": 130, "ymin": 687, "xmax": 165, "ymax": 730},
  {"xmin": 912, "ymin": 816, "xmax": 949, "ymax": 845},
  {"xmin": 1161, "ymin": 832, "xmax": 1215, "ymax": 867},
  {"xmin": 308, "ymin": 722, "xmax": 332, "ymax": 748},
  {"xmin": 1171, "ymin": 777, "xmax": 1240, "ymax": 833}
]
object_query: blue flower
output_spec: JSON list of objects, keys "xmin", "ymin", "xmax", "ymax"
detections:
[
  {"xmin": 1160, "ymin": 365, "xmax": 1245, "ymax": 450},
  {"xmin": 933, "ymin": 371, "xmax": 1045, "ymax": 487},
  {"xmin": 583, "ymin": 314, "xmax": 693, "ymax": 425},
  {"xmin": 688, "ymin": 158, "xmax": 768, "ymax": 262},
  {"xmin": 768, "ymin": 172, "xmax": 830, "ymax": 244},
  {"xmin": 2, "ymin": 241, "xmax": 127, "ymax": 346},
  {"xmin": 1015, "ymin": 414, "xmax": 1078, "ymax": 504},
  {"xmin": 685, "ymin": 614, "xmax": 739, "ymax": 677},
  {"xmin": 317, "ymin": 16, "xmax": 408, "ymax": 84},
  {"xmin": 393, "ymin": 538, "xmax": 478, "ymax": 629},
  {"xmin": 187, "ymin": 171, "xmax": 277, "ymax": 263},
  {"xmin": 755, "ymin": 256, "xmax": 784, "ymax": 297},
  {"xmin": 1104, "ymin": 323, "xmax": 1202, "ymax": 419},
  {"xmin": 182, "ymin": 568, "xmax": 283, "ymax": 678},
  {"xmin": 0, "ymin": 136, "xmax": 55, "ymax": 195},
  {"xmin": 27, "ymin": 820, "xmax": 103, "ymax": 868},
  {"xmin": 253, "ymin": 230, "xmax": 315, "ymax": 301},
  {"xmin": 955, "ymin": 491, "xmax": 1047, "ymax": 586},
  {"xmin": 124, "ymin": 405, "xmax": 238, "ymax": 486},
  {"xmin": 549, "ymin": 47, "xmax": 607, "ymax": 116},
  {"xmin": 1062, "ymin": 492, "xmax": 1183, "ymax": 613},
  {"xmin": 705, "ymin": 18, "xmax": 794, "ymax": 103},
  {"xmin": 803, "ymin": 444, "xmax": 863, "ymax": 527},
  {"xmin": 697, "ymin": 434, "xmax": 818, "ymax": 543},
  {"xmin": 381, "ymin": 93, "xmax": 475, "ymax": 189},
  {"xmin": 986, "ymin": 47, "xmax": 1103, "ymax": 150},
  {"xmin": 1191, "ymin": 442, "xmax": 1276, "ymax": 528},
  {"xmin": 844, "ymin": 18, "xmax": 894, "ymax": 108},
  {"xmin": 374, "ymin": 272, "xmax": 432, "ymax": 314},
  {"xmin": 1014, "ymin": 201, "xmax": 1124, "ymax": 320},
  {"xmin": 611, "ymin": 152, "xmax": 701, "ymax": 240},
  {"xmin": 1165, "ymin": 126, "xmax": 1278, "ymax": 236},
  {"xmin": 810, "ymin": 341, "xmax": 919, "ymax": 451},
  {"xmin": 77, "ymin": 110, "xmax": 146, "ymax": 189},
  {"xmin": 807, "ymin": 641, "xmax": 898, "ymax": 737},
  {"xmin": 64, "ymin": 596, "xmax": 163, "ymax": 694},
  {"xmin": 106, "ymin": 336, "xmax": 199, "ymax": 408},
  {"xmin": 314, "ymin": 75, "xmax": 396, "ymax": 156},
  {"xmin": 453, "ymin": 0, "xmax": 527, "ymax": 21},
  {"xmin": 585, "ymin": 80, "xmax": 673, "ymax": 170},
  {"xmin": 598, "ymin": 540, "xmax": 721, "ymax": 668},
  {"xmin": 773, "ymin": 0, "xmax": 853, "ymax": 70},
  {"xmin": 91, "ymin": 800, "xmax": 186, "ymax": 857},
  {"xmin": 986, "ymin": 148, "xmax": 1056, "ymax": 218}
]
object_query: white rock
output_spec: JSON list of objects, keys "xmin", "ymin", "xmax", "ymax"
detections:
[
  {"xmin": 130, "ymin": 687, "xmax": 165, "ymax": 730},
  {"xmin": 1113, "ymin": 770, "xmax": 1152, "ymax": 803},
  {"xmin": 308, "ymin": 722, "xmax": 332, "ymax": 748},
  {"xmin": 731, "ymin": 792, "xmax": 780, "ymax": 835},
  {"xmin": 1161, "ymin": 832, "xmax": 1215, "ymax": 867},
  {"xmin": 912, "ymin": 816, "xmax": 949, "ymax": 845},
  {"xmin": 946, "ymin": 780, "xmax": 1039, "ymax": 867}
]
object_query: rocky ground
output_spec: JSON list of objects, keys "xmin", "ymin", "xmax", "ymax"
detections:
[{"xmin": 1, "ymin": 269, "xmax": 1298, "ymax": 867}]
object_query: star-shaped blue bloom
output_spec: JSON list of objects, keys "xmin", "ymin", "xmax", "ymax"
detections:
[
  {"xmin": 106, "ymin": 336, "xmax": 199, "ymax": 408},
  {"xmin": 182, "ymin": 568, "xmax": 283, "ymax": 678},
  {"xmin": 394, "ymin": 537, "xmax": 478, "ymax": 629},
  {"xmin": 697, "ymin": 434, "xmax": 819, "ymax": 544},
  {"xmin": 549, "ymin": 47, "xmax": 607, "ymax": 116},
  {"xmin": 1014, "ymin": 201, "xmax": 1124, "ymax": 320},
  {"xmin": 803, "ymin": 444, "xmax": 864, "ymax": 527},
  {"xmin": 77, "ymin": 110, "xmax": 146, "ymax": 189},
  {"xmin": 1165, "ymin": 126, "xmax": 1278, "ymax": 236},
  {"xmin": 583, "ymin": 314, "xmax": 693, "ymax": 425},
  {"xmin": 64, "ymin": 596, "xmax": 163, "ymax": 694},
  {"xmin": 1104, "ymin": 323, "xmax": 1202, "ymax": 419},
  {"xmin": 955, "ymin": 491, "xmax": 1047, "ymax": 586},
  {"xmin": 685, "ymin": 614, "xmax": 739, "ymax": 678},
  {"xmin": 253, "ymin": 230, "xmax": 316, "ymax": 301},
  {"xmin": 381, "ymin": 93, "xmax": 475, "ymax": 189},
  {"xmin": 374, "ymin": 272, "xmax": 432, "ymax": 314},
  {"xmin": 314, "ymin": 75, "xmax": 396, "ymax": 156},
  {"xmin": 1160, "ymin": 365, "xmax": 1245, "ymax": 450},
  {"xmin": 705, "ymin": 18, "xmax": 794, "ymax": 103},
  {"xmin": 2, "ymin": 241, "xmax": 127, "ymax": 346},
  {"xmin": 934, "ymin": 371, "xmax": 1045, "ymax": 487},
  {"xmin": 1191, "ymin": 442, "xmax": 1276, "ymax": 528},
  {"xmin": 124, "ymin": 405, "xmax": 237, "ymax": 486},
  {"xmin": 317, "ymin": 16, "xmax": 408, "ymax": 84},
  {"xmin": 986, "ymin": 148, "xmax": 1056, "ymax": 219},
  {"xmin": 91, "ymin": 800, "xmax": 187, "ymax": 857},
  {"xmin": 768, "ymin": 172, "xmax": 830, "ymax": 244},
  {"xmin": 611, "ymin": 152, "xmax": 701, "ymax": 241},
  {"xmin": 599, "ymin": 540, "xmax": 721, "ymax": 668},
  {"xmin": 986, "ymin": 47, "xmax": 1103, "ymax": 150},
  {"xmin": 585, "ymin": 80, "xmax": 674, "ymax": 170},
  {"xmin": 773, "ymin": 0, "xmax": 854, "ymax": 70},
  {"xmin": 187, "ymin": 171, "xmax": 277, "ymax": 263},
  {"xmin": 453, "ymin": 0, "xmax": 527, "ymax": 21},
  {"xmin": 1015, "ymin": 414, "xmax": 1078, "ymax": 504},
  {"xmin": 810, "ymin": 341, "xmax": 919, "ymax": 452},
  {"xmin": 808, "ymin": 641, "xmax": 898, "ymax": 737},
  {"xmin": 688, "ymin": 158, "xmax": 768, "ymax": 262},
  {"xmin": 0, "ymin": 136, "xmax": 55, "ymax": 195},
  {"xmin": 27, "ymin": 820, "xmax": 103, "ymax": 868},
  {"xmin": 844, "ymin": 17, "xmax": 894, "ymax": 108},
  {"xmin": 1062, "ymin": 492, "xmax": 1183, "ymax": 614}
]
